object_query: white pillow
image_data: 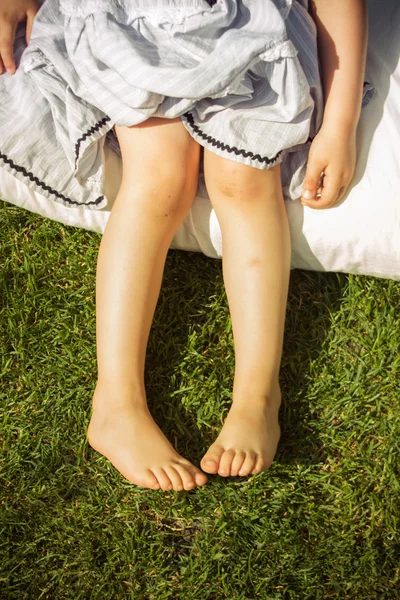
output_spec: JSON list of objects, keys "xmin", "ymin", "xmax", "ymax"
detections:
[{"xmin": 1, "ymin": 0, "xmax": 399, "ymax": 281}]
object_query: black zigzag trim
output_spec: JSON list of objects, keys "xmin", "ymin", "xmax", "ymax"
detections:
[
  {"xmin": 183, "ymin": 111, "xmax": 287, "ymax": 165},
  {"xmin": 74, "ymin": 116, "xmax": 111, "ymax": 168},
  {"xmin": 0, "ymin": 151, "xmax": 104, "ymax": 207}
]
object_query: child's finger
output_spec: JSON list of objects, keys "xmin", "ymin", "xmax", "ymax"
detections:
[
  {"xmin": 26, "ymin": 10, "xmax": 35, "ymax": 45},
  {"xmin": 0, "ymin": 19, "xmax": 17, "ymax": 74},
  {"xmin": 320, "ymin": 173, "xmax": 343, "ymax": 207},
  {"xmin": 301, "ymin": 158, "xmax": 326, "ymax": 202},
  {"xmin": 303, "ymin": 172, "xmax": 342, "ymax": 209}
]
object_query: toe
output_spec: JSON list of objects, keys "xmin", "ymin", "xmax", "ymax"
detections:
[
  {"xmin": 165, "ymin": 466, "xmax": 184, "ymax": 491},
  {"xmin": 251, "ymin": 455, "xmax": 266, "ymax": 475},
  {"xmin": 193, "ymin": 468, "xmax": 208, "ymax": 486},
  {"xmin": 186, "ymin": 464, "xmax": 208, "ymax": 486},
  {"xmin": 238, "ymin": 453, "xmax": 257, "ymax": 476},
  {"xmin": 174, "ymin": 463, "xmax": 197, "ymax": 491},
  {"xmin": 152, "ymin": 467, "xmax": 173, "ymax": 491},
  {"xmin": 200, "ymin": 445, "xmax": 224, "ymax": 474},
  {"xmin": 143, "ymin": 469, "xmax": 160, "ymax": 490},
  {"xmin": 218, "ymin": 449, "xmax": 235, "ymax": 476},
  {"xmin": 230, "ymin": 451, "xmax": 246, "ymax": 476}
]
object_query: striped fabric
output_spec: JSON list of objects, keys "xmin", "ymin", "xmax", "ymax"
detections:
[{"xmin": 0, "ymin": 0, "xmax": 375, "ymax": 211}]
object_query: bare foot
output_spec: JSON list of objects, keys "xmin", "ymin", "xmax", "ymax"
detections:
[
  {"xmin": 200, "ymin": 382, "xmax": 282, "ymax": 476},
  {"xmin": 87, "ymin": 381, "xmax": 208, "ymax": 491}
]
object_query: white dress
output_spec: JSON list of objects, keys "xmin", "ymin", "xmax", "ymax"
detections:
[{"xmin": 0, "ymin": 0, "xmax": 375, "ymax": 209}]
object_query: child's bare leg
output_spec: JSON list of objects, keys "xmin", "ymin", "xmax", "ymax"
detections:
[
  {"xmin": 87, "ymin": 117, "xmax": 208, "ymax": 491},
  {"xmin": 200, "ymin": 153, "xmax": 291, "ymax": 477}
]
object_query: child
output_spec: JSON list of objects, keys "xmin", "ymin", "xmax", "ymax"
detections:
[{"xmin": 0, "ymin": 0, "xmax": 373, "ymax": 492}]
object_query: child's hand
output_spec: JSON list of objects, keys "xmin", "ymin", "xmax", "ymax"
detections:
[
  {"xmin": 301, "ymin": 123, "xmax": 357, "ymax": 210},
  {"xmin": 0, "ymin": 0, "xmax": 40, "ymax": 75}
]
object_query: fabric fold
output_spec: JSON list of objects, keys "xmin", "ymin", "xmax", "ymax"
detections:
[{"xmin": 0, "ymin": 0, "xmax": 375, "ymax": 210}]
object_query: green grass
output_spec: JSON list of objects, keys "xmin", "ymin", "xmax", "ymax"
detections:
[{"xmin": 0, "ymin": 200, "xmax": 399, "ymax": 599}]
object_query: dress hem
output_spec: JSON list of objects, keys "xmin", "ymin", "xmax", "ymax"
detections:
[{"xmin": 181, "ymin": 111, "xmax": 286, "ymax": 169}]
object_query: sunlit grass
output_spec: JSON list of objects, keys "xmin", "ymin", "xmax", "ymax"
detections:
[{"xmin": 1, "ymin": 201, "xmax": 399, "ymax": 599}]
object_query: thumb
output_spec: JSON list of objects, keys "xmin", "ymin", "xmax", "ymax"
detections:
[{"xmin": 302, "ymin": 158, "xmax": 325, "ymax": 201}]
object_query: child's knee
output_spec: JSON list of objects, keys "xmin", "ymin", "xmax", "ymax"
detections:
[
  {"xmin": 116, "ymin": 119, "xmax": 201, "ymax": 213},
  {"xmin": 152, "ymin": 145, "xmax": 200, "ymax": 215},
  {"xmin": 204, "ymin": 152, "xmax": 281, "ymax": 201}
]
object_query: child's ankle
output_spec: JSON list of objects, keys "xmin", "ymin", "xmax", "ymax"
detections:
[
  {"xmin": 232, "ymin": 377, "xmax": 281, "ymax": 401},
  {"xmin": 93, "ymin": 377, "xmax": 147, "ymax": 409}
]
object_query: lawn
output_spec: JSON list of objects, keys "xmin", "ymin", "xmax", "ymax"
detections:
[{"xmin": 0, "ymin": 200, "xmax": 399, "ymax": 599}]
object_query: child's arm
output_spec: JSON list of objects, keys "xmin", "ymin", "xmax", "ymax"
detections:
[
  {"xmin": 0, "ymin": 0, "xmax": 41, "ymax": 75},
  {"xmin": 310, "ymin": 0, "xmax": 368, "ymax": 132},
  {"xmin": 301, "ymin": 0, "xmax": 369, "ymax": 209}
]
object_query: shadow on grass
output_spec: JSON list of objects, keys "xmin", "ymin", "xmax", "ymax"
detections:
[{"xmin": 145, "ymin": 249, "xmax": 348, "ymax": 474}]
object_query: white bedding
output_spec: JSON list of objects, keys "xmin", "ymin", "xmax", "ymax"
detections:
[{"xmin": 1, "ymin": 0, "xmax": 399, "ymax": 281}]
